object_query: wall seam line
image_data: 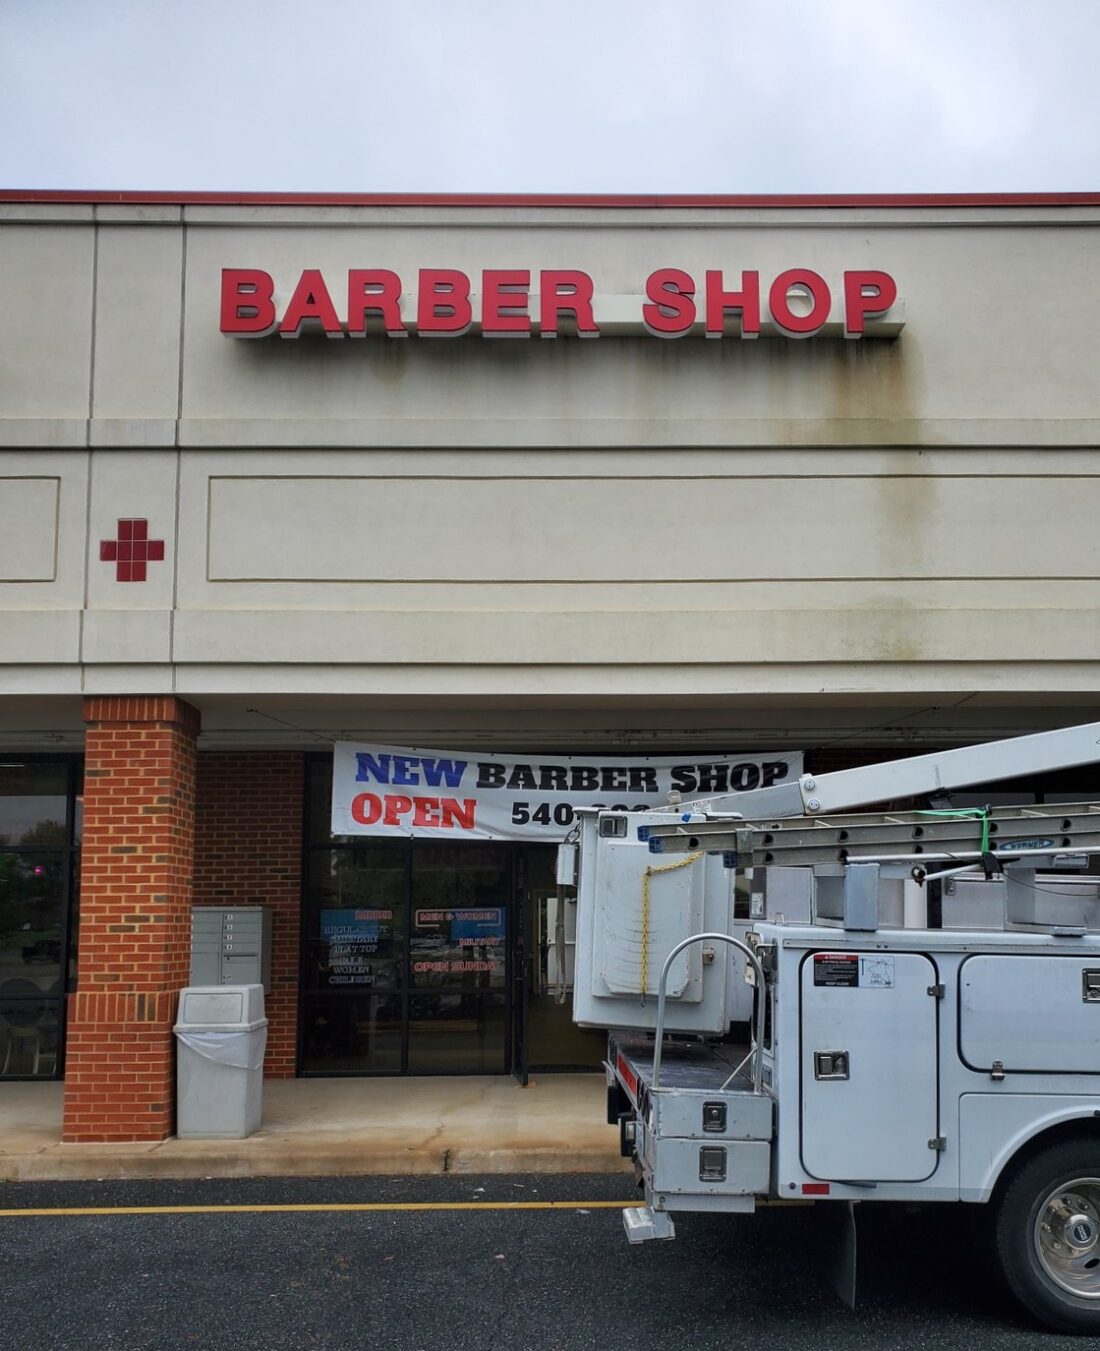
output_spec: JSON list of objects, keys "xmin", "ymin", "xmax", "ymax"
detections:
[{"xmin": 171, "ymin": 217, "xmax": 187, "ymax": 681}]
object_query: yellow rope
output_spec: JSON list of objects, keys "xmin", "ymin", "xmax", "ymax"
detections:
[{"xmin": 641, "ymin": 852, "xmax": 703, "ymax": 997}]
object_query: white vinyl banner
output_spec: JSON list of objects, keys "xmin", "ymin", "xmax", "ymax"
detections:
[{"xmin": 330, "ymin": 743, "xmax": 803, "ymax": 842}]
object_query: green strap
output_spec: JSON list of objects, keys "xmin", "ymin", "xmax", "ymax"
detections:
[{"xmin": 912, "ymin": 808, "xmax": 990, "ymax": 854}]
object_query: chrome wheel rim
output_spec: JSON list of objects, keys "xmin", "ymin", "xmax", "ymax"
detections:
[{"xmin": 1035, "ymin": 1178, "xmax": 1100, "ymax": 1298}]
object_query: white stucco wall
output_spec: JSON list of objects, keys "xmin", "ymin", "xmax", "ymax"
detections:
[{"xmin": 0, "ymin": 198, "xmax": 1098, "ymax": 748}]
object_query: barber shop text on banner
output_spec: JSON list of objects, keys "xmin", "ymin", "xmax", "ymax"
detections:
[{"xmin": 330, "ymin": 743, "xmax": 803, "ymax": 842}]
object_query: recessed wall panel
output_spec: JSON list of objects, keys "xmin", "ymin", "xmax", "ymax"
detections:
[
  {"xmin": 0, "ymin": 478, "xmax": 59, "ymax": 580},
  {"xmin": 207, "ymin": 474, "xmax": 1100, "ymax": 584},
  {"xmin": 0, "ymin": 226, "xmax": 93, "ymax": 418}
]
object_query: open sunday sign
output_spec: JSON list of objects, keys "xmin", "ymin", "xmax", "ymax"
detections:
[{"xmin": 330, "ymin": 743, "xmax": 802, "ymax": 841}]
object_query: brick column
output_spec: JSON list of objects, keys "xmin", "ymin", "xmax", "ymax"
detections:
[
  {"xmin": 194, "ymin": 752, "xmax": 303, "ymax": 1077},
  {"xmin": 63, "ymin": 696, "xmax": 200, "ymax": 1142}
]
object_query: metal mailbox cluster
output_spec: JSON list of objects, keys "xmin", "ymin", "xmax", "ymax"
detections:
[{"xmin": 189, "ymin": 906, "xmax": 272, "ymax": 993}]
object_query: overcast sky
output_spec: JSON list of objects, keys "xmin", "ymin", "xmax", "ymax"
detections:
[{"xmin": 1, "ymin": 0, "xmax": 1097, "ymax": 193}]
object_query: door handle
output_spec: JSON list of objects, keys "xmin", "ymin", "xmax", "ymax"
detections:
[{"xmin": 814, "ymin": 1050, "xmax": 850, "ymax": 1080}]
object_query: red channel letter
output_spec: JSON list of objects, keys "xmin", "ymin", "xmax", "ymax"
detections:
[
  {"xmin": 279, "ymin": 270, "xmax": 343, "ymax": 339},
  {"xmin": 843, "ymin": 270, "xmax": 898, "ymax": 338},
  {"xmin": 482, "ymin": 269, "xmax": 531, "ymax": 337},
  {"xmin": 643, "ymin": 269, "xmax": 696, "ymax": 337},
  {"xmin": 347, "ymin": 269, "xmax": 407, "ymax": 337},
  {"xmin": 220, "ymin": 269, "xmax": 277, "ymax": 337},
  {"xmin": 540, "ymin": 270, "xmax": 598, "ymax": 337},
  {"xmin": 417, "ymin": 269, "xmax": 473, "ymax": 335},
  {"xmin": 705, "ymin": 271, "xmax": 760, "ymax": 338},
  {"xmin": 768, "ymin": 269, "xmax": 831, "ymax": 337}
]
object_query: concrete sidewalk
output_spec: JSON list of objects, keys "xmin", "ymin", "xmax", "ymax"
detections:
[{"xmin": 0, "ymin": 1076, "xmax": 628, "ymax": 1182}]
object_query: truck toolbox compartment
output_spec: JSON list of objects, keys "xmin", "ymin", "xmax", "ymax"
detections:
[
  {"xmin": 960, "ymin": 954, "xmax": 1100, "ymax": 1073},
  {"xmin": 650, "ymin": 1137, "xmax": 771, "ymax": 1196}
]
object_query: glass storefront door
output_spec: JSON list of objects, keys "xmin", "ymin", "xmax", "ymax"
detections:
[
  {"xmin": 0, "ymin": 760, "xmax": 81, "ymax": 1080},
  {"xmin": 299, "ymin": 758, "xmax": 602, "ymax": 1076},
  {"xmin": 407, "ymin": 845, "xmax": 509, "ymax": 1073},
  {"xmin": 300, "ymin": 838, "xmax": 408, "ymax": 1073},
  {"xmin": 300, "ymin": 837, "xmax": 512, "ymax": 1075}
]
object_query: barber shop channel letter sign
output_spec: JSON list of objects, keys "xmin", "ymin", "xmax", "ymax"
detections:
[{"xmin": 221, "ymin": 266, "xmax": 901, "ymax": 340}]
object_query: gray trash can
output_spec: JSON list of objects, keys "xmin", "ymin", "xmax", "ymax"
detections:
[{"xmin": 174, "ymin": 985, "xmax": 268, "ymax": 1139}]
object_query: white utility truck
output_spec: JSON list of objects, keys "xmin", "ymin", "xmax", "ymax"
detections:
[{"xmin": 565, "ymin": 722, "xmax": 1100, "ymax": 1333}]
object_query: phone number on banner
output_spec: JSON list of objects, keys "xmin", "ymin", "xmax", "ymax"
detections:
[{"xmin": 510, "ymin": 801, "xmax": 652, "ymax": 827}]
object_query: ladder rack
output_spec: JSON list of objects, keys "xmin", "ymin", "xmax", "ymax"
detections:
[{"xmin": 640, "ymin": 801, "xmax": 1100, "ymax": 869}]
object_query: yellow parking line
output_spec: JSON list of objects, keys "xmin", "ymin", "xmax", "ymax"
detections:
[{"xmin": 0, "ymin": 1199, "xmax": 643, "ymax": 1218}]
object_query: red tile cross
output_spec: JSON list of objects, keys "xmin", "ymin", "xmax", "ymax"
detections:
[{"xmin": 99, "ymin": 519, "xmax": 165, "ymax": 582}]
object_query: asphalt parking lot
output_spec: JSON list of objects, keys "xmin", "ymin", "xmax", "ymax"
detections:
[{"xmin": 2, "ymin": 1173, "xmax": 1096, "ymax": 1350}]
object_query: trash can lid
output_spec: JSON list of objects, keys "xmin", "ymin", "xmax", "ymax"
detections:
[
  {"xmin": 173, "ymin": 1018, "xmax": 268, "ymax": 1036},
  {"xmin": 176, "ymin": 984, "xmax": 265, "ymax": 1029}
]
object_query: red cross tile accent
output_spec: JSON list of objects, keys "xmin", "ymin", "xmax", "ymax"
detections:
[{"xmin": 99, "ymin": 519, "xmax": 165, "ymax": 583}]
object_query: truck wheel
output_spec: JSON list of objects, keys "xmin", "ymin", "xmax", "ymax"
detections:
[
  {"xmin": 993, "ymin": 1138, "xmax": 1100, "ymax": 1334},
  {"xmin": 607, "ymin": 1081, "xmax": 630, "ymax": 1126}
]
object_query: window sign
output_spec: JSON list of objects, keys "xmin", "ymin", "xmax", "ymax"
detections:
[
  {"xmin": 411, "ymin": 907, "xmax": 507, "ymax": 987},
  {"xmin": 316, "ymin": 906, "xmax": 396, "ymax": 989}
]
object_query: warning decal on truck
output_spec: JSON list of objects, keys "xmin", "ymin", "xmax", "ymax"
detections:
[
  {"xmin": 859, "ymin": 955, "xmax": 895, "ymax": 988},
  {"xmin": 813, "ymin": 953, "xmax": 860, "ymax": 987},
  {"xmin": 812, "ymin": 953, "xmax": 896, "ymax": 988}
]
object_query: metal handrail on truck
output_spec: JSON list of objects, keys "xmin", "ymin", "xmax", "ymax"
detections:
[{"xmin": 651, "ymin": 932, "xmax": 767, "ymax": 1093}]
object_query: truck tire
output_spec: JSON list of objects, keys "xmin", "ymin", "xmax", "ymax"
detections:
[
  {"xmin": 993, "ymin": 1137, "xmax": 1100, "ymax": 1334},
  {"xmin": 607, "ymin": 1081, "xmax": 630, "ymax": 1126}
]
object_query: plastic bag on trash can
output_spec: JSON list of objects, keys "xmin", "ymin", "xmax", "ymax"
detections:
[{"xmin": 175, "ymin": 1026, "xmax": 267, "ymax": 1070}]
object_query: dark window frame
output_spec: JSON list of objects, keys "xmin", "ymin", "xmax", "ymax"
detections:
[
  {"xmin": 0, "ymin": 754, "xmax": 82, "ymax": 1081},
  {"xmin": 298, "ymin": 755, "xmax": 514, "ymax": 1077}
]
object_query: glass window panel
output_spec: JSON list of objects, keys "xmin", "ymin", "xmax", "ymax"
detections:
[
  {"xmin": 409, "ymin": 904, "xmax": 507, "ymax": 990},
  {"xmin": 0, "ymin": 996, "xmax": 61, "ymax": 1078},
  {"xmin": 308, "ymin": 842, "xmax": 408, "ymax": 901},
  {"xmin": 407, "ymin": 992, "xmax": 506, "ymax": 1075},
  {"xmin": 411, "ymin": 843, "xmax": 512, "ymax": 903},
  {"xmin": 300, "ymin": 992, "xmax": 403, "ymax": 1073},
  {"xmin": 306, "ymin": 908, "xmax": 403, "ymax": 993},
  {"xmin": 0, "ymin": 763, "xmax": 69, "ymax": 846},
  {"xmin": 0, "ymin": 853, "xmax": 66, "ymax": 992},
  {"xmin": 304, "ymin": 846, "xmax": 407, "ymax": 992},
  {"xmin": 410, "ymin": 843, "xmax": 510, "ymax": 990}
]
